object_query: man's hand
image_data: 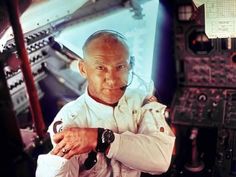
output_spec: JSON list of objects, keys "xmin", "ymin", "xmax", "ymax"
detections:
[
  {"xmin": 51, "ymin": 127, "xmax": 98, "ymax": 159},
  {"xmin": 142, "ymin": 95, "xmax": 158, "ymax": 106}
]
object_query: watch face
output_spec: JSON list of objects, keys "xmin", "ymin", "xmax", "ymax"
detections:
[{"xmin": 103, "ymin": 129, "xmax": 115, "ymax": 144}]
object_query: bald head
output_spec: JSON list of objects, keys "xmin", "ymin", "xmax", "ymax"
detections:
[{"xmin": 82, "ymin": 30, "xmax": 130, "ymax": 60}]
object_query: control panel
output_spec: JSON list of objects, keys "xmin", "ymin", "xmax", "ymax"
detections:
[
  {"xmin": 171, "ymin": 1, "xmax": 236, "ymax": 129},
  {"xmin": 170, "ymin": 1, "xmax": 236, "ymax": 176},
  {"xmin": 1, "ymin": 26, "xmax": 53, "ymax": 115},
  {"xmin": 176, "ymin": 28, "xmax": 236, "ymax": 88},
  {"xmin": 171, "ymin": 87, "xmax": 236, "ymax": 128},
  {"xmin": 1, "ymin": 23, "xmax": 86, "ymax": 117},
  {"xmin": 214, "ymin": 129, "xmax": 236, "ymax": 177}
]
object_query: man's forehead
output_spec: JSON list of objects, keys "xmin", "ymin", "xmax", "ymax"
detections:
[
  {"xmin": 84, "ymin": 39, "xmax": 129, "ymax": 57},
  {"xmin": 85, "ymin": 53, "xmax": 130, "ymax": 64},
  {"xmin": 87, "ymin": 35, "xmax": 125, "ymax": 48},
  {"xmin": 84, "ymin": 33, "xmax": 129, "ymax": 53},
  {"xmin": 83, "ymin": 31, "xmax": 127, "ymax": 47}
]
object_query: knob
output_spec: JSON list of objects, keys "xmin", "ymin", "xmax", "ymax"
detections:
[
  {"xmin": 198, "ymin": 93, "xmax": 207, "ymax": 102},
  {"xmin": 41, "ymin": 50, "xmax": 48, "ymax": 56},
  {"xmin": 216, "ymin": 152, "xmax": 224, "ymax": 163}
]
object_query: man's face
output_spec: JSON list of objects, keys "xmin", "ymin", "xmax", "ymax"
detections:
[{"xmin": 79, "ymin": 36, "xmax": 130, "ymax": 105}]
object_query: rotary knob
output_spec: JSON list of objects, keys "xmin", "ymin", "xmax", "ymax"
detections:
[{"xmin": 198, "ymin": 93, "xmax": 207, "ymax": 102}]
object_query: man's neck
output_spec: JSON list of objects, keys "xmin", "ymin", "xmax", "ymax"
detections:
[{"xmin": 87, "ymin": 90, "xmax": 118, "ymax": 107}]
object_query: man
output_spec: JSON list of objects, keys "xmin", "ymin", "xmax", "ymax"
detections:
[{"xmin": 36, "ymin": 30, "xmax": 175, "ymax": 177}]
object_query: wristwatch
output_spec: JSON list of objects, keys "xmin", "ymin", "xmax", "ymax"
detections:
[{"xmin": 96, "ymin": 128, "xmax": 115, "ymax": 153}]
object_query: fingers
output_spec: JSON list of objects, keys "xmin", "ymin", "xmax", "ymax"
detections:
[
  {"xmin": 60, "ymin": 145, "xmax": 72, "ymax": 158},
  {"xmin": 51, "ymin": 141, "xmax": 74, "ymax": 158},
  {"xmin": 147, "ymin": 95, "xmax": 157, "ymax": 102},
  {"xmin": 62, "ymin": 144, "xmax": 71, "ymax": 154},
  {"xmin": 50, "ymin": 142, "xmax": 77, "ymax": 159},
  {"xmin": 51, "ymin": 141, "xmax": 66, "ymax": 155},
  {"xmin": 64, "ymin": 148, "xmax": 78, "ymax": 159},
  {"xmin": 51, "ymin": 127, "xmax": 97, "ymax": 159},
  {"xmin": 51, "ymin": 129, "xmax": 78, "ymax": 158},
  {"xmin": 53, "ymin": 132, "xmax": 64, "ymax": 144},
  {"xmin": 143, "ymin": 95, "xmax": 158, "ymax": 105}
]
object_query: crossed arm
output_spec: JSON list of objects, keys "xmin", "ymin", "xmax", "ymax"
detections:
[
  {"xmin": 49, "ymin": 96, "xmax": 175, "ymax": 173},
  {"xmin": 50, "ymin": 95, "xmax": 159, "ymax": 159}
]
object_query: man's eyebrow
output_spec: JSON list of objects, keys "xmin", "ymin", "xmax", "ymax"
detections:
[
  {"xmin": 93, "ymin": 60, "xmax": 105, "ymax": 65},
  {"xmin": 84, "ymin": 57, "xmax": 102, "ymax": 63},
  {"xmin": 93, "ymin": 61, "xmax": 128, "ymax": 66},
  {"xmin": 117, "ymin": 61, "xmax": 128, "ymax": 64}
]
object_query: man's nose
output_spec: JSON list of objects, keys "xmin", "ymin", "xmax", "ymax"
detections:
[{"xmin": 104, "ymin": 70, "xmax": 118, "ymax": 86}]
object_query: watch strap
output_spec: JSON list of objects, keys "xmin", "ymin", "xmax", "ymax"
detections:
[{"xmin": 95, "ymin": 128, "xmax": 110, "ymax": 153}]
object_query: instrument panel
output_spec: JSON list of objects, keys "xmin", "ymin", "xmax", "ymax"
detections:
[
  {"xmin": 171, "ymin": 1, "xmax": 236, "ymax": 177},
  {"xmin": 1, "ymin": 25, "xmax": 86, "ymax": 117},
  {"xmin": 171, "ymin": 87, "xmax": 236, "ymax": 128},
  {"xmin": 171, "ymin": 1, "xmax": 236, "ymax": 129},
  {"xmin": 1, "ymin": 26, "xmax": 52, "ymax": 115}
]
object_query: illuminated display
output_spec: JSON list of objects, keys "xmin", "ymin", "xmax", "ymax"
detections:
[
  {"xmin": 178, "ymin": 5, "xmax": 193, "ymax": 21},
  {"xmin": 188, "ymin": 29, "xmax": 214, "ymax": 55}
]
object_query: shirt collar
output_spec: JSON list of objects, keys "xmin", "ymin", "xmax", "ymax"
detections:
[{"xmin": 84, "ymin": 88, "xmax": 118, "ymax": 113}]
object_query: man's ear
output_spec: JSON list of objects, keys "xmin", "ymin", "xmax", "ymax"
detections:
[{"xmin": 78, "ymin": 60, "xmax": 87, "ymax": 78}]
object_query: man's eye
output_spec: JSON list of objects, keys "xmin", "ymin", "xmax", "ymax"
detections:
[
  {"xmin": 117, "ymin": 65, "xmax": 127, "ymax": 70},
  {"xmin": 96, "ymin": 66, "xmax": 105, "ymax": 70}
]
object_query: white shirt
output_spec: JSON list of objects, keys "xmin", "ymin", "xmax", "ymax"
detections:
[{"xmin": 36, "ymin": 88, "xmax": 175, "ymax": 177}]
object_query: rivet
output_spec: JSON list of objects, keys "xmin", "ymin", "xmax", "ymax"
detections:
[{"xmin": 160, "ymin": 127, "xmax": 164, "ymax": 132}]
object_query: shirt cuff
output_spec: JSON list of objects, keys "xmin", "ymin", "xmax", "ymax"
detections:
[
  {"xmin": 106, "ymin": 133, "xmax": 120, "ymax": 158},
  {"xmin": 36, "ymin": 154, "xmax": 79, "ymax": 177},
  {"xmin": 36, "ymin": 154, "xmax": 68, "ymax": 177}
]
